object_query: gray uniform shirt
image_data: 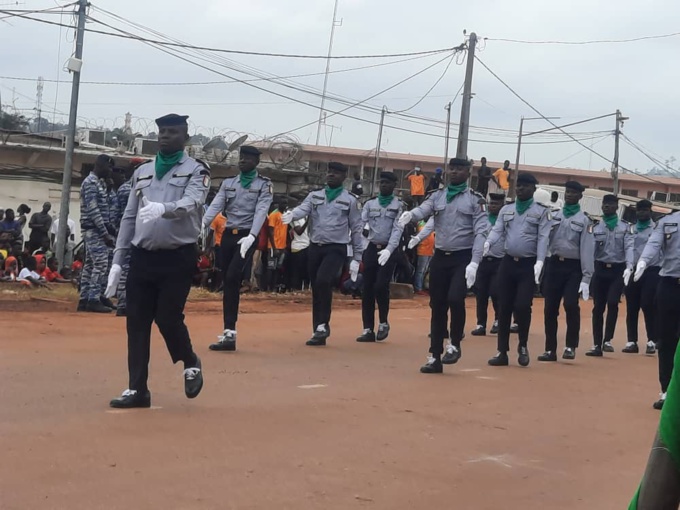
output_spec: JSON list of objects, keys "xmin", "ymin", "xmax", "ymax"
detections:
[
  {"xmin": 548, "ymin": 209, "xmax": 595, "ymax": 283},
  {"xmin": 633, "ymin": 223, "xmax": 661, "ymax": 267},
  {"xmin": 361, "ymin": 196, "xmax": 404, "ymax": 253},
  {"xmin": 640, "ymin": 212, "xmax": 680, "ymax": 277},
  {"xmin": 487, "ymin": 202, "xmax": 551, "ymax": 261},
  {"xmin": 410, "ymin": 188, "xmax": 488, "ymax": 264},
  {"xmin": 291, "ymin": 188, "xmax": 364, "ymax": 261},
  {"xmin": 592, "ymin": 219, "xmax": 635, "ymax": 267},
  {"xmin": 113, "ymin": 154, "xmax": 210, "ymax": 266},
  {"xmin": 485, "ymin": 217, "xmax": 506, "ymax": 259},
  {"xmin": 203, "ymin": 173, "xmax": 273, "ymax": 237}
]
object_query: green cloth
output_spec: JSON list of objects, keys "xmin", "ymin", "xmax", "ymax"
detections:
[
  {"xmin": 636, "ymin": 219, "xmax": 651, "ymax": 232},
  {"xmin": 562, "ymin": 204, "xmax": 581, "ymax": 218},
  {"xmin": 488, "ymin": 213, "xmax": 498, "ymax": 226},
  {"xmin": 378, "ymin": 193, "xmax": 394, "ymax": 208},
  {"xmin": 325, "ymin": 185, "xmax": 344, "ymax": 203},
  {"xmin": 446, "ymin": 182, "xmax": 467, "ymax": 203},
  {"xmin": 239, "ymin": 169, "xmax": 257, "ymax": 189},
  {"xmin": 603, "ymin": 213, "xmax": 618, "ymax": 231},
  {"xmin": 154, "ymin": 150, "xmax": 184, "ymax": 180},
  {"xmin": 515, "ymin": 198, "xmax": 533, "ymax": 215}
]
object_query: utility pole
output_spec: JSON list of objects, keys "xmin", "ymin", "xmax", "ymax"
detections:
[
  {"xmin": 443, "ymin": 101, "xmax": 452, "ymax": 170},
  {"xmin": 612, "ymin": 109, "xmax": 629, "ymax": 195},
  {"xmin": 35, "ymin": 76, "xmax": 44, "ymax": 133},
  {"xmin": 509, "ymin": 116, "xmax": 524, "ymax": 200},
  {"xmin": 372, "ymin": 106, "xmax": 386, "ymax": 195},
  {"xmin": 315, "ymin": 0, "xmax": 341, "ymax": 146},
  {"xmin": 55, "ymin": 0, "xmax": 87, "ymax": 269},
  {"xmin": 455, "ymin": 32, "xmax": 477, "ymax": 159}
]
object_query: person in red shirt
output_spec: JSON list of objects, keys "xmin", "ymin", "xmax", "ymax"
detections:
[{"xmin": 42, "ymin": 257, "xmax": 71, "ymax": 283}]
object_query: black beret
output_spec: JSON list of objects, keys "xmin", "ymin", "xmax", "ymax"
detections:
[
  {"xmin": 379, "ymin": 171, "xmax": 397, "ymax": 183},
  {"xmin": 564, "ymin": 180, "xmax": 584, "ymax": 192},
  {"xmin": 517, "ymin": 172, "xmax": 538, "ymax": 185},
  {"xmin": 449, "ymin": 157, "xmax": 472, "ymax": 167},
  {"xmin": 328, "ymin": 161, "xmax": 348, "ymax": 173},
  {"xmin": 95, "ymin": 154, "xmax": 115, "ymax": 166},
  {"xmin": 155, "ymin": 113, "xmax": 189, "ymax": 127},
  {"xmin": 602, "ymin": 194, "xmax": 619, "ymax": 204},
  {"xmin": 488, "ymin": 192, "xmax": 506, "ymax": 201},
  {"xmin": 239, "ymin": 145, "xmax": 262, "ymax": 156},
  {"xmin": 637, "ymin": 199, "xmax": 653, "ymax": 209}
]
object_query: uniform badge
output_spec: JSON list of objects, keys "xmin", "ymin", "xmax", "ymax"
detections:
[{"xmin": 203, "ymin": 175, "xmax": 210, "ymax": 188}]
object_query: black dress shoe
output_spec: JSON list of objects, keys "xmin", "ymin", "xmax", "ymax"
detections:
[
  {"xmin": 537, "ymin": 351, "xmax": 557, "ymax": 362},
  {"xmin": 645, "ymin": 342, "xmax": 656, "ymax": 355},
  {"xmin": 562, "ymin": 347, "xmax": 576, "ymax": 360},
  {"xmin": 442, "ymin": 344, "xmax": 461, "ymax": 365},
  {"xmin": 116, "ymin": 307, "xmax": 127, "ymax": 317},
  {"xmin": 585, "ymin": 345, "xmax": 603, "ymax": 357},
  {"xmin": 86, "ymin": 301, "xmax": 112, "ymax": 313},
  {"xmin": 77, "ymin": 299, "xmax": 87, "ymax": 312},
  {"xmin": 420, "ymin": 357, "xmax": 443, "ymax": 374},
  {"xmin": 510, "ymin": 324, "xmax": 519, "ymax": 334},
  {"xmin": 471, "ymin": 326, "xmax": 486, "ymax": 336},
  {"xmin": 109, "ymin": 389, "xmax": 151, "ymax": 409},
  {"xmin": 184, "ymin": 357, "xmax": 203, "ymax": 399},
  {"xmin": 210, "ymin": 330, "xmax": 236, "ymax": 351},
  {"xmin": 490, "ymin": 321, "xmax": 499, "ymax": 334},
  {"xmin": 518, "ymin": 346, "xmax": 530, "ymax": 367},
  {"xmin": 356, "ymin": 329, "xmax": 376, "ymax": 342},
  {"xmin": 100, "ymin": 296, "xmax": 117, "ymax": 310},
  {"xmin": 306, "ymin": 337, "xmax": 327, "ymax": 346},
  {"xmin": 488, "ymin": 352, "xmax": 509, "ymax": 366},
  {"xmin": 603, "ymin": 342, "xmax": 615, "ymax": 353},
  {"xmin": 622, "ymin": 343, "xmax": 639, "ymax": 354},
  {"xmin": 376, "ymin": 323, "xmax": 390, "ymax": 341},
  {"xmin": 653, "ymin": 395, "xmax": 666, "ymax": 410}
]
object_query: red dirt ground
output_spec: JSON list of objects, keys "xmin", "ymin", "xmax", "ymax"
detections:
[{"xmin": 0, "ymin": 295, "xmax": 660, "ymax": 509}]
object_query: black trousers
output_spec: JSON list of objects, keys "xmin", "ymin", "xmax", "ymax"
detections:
[
  {"xmin": 429, "ymin": 249, "xmax": 471, "ymax": 356},
  {"xmin": 655, "ymin": 277, "xmax": 680, "ymax": 392},
  {"xmin": 625, "ymin": 266, "xmax": 660, "ymax": 343},
  {"xmin": 361, "ymin": 243, "xmax": 397, "ymax": 330},
  {"xmin": 591, "ymin": 262, "xmax": 625, "ymax": 346},
  {"xmin": 476, "ymin": 180, "xmax": 489, "ymax": 198},
  {"xmin": 497, "ymin": 255, "xmax": 536, "ymax": 352},
  {"xmin": 308, "ymin": 243, "xmax": 346, "ymax": 330},
  {"xmin": 289, "ymin": 248, "xmax": 309, "ymax": 290},
  {"xmin": 126, "ymin": 244, "xmax": 197, "ymax": 392},
  {"xmin": 475, "ymin": 256, "xmax": 501, "ymax": 329},
  {"xmin": 221, "ymin": 230, "xmax": 257, "ymax": 330},
  {"xmin": 543, "ymin": 257, "xmax": 582, "ymax": 351}
]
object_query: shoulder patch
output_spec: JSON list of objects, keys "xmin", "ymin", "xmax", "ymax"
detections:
[
  {"xmin": 587, "ymin": 224, "xmax": 595, "ymax": 234},
  {"xmin": 195, "ymin": 158, "xmax": 211, "ymax": 171}
]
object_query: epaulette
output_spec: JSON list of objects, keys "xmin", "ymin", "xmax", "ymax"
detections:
[
  {"xmin": 425, "ymin": 188, "xmax": 439, "ymax": 196},
  {"xmin": 535, "ymin": 202, "xmax": 549, "ymax": 208},
  {"xmin": 348, "ymin": 191, "xmax": 360, "ymax": 199},
  {"xmin": 470, "ymin": 189, "xmax": 485, "ymax": 200},
  {"xmin": 195, "ymin": 158, "xmax": 211, "ymax": 171},
  {"xmin": 584, "ymin": 212, "xmax": 595, "ymax": 221},
  {"xmin": 259, "ymin": 174, "xmax": 271, "ymax": 181}
]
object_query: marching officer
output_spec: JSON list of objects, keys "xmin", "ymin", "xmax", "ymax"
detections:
[
  {"xmin": 105, "ymin": 113, "xmax": 208, "ymax": 408},
  {"xmin": 356, "ymin": 172, "xmax": 404, "ymax": 343},
  {"xmin": 539, "ymin": 181, "xmax": 594, "ymax": 361},
  {"xmin": 203, "ymin": 145, "xmax": 273, "ymax": 352},
  {"xmin": 586, "ymin": 194, "xmax": 634, "ymax": 357},
  {"xmin": 398, "ymin": 157, "xmax": 488, "ymax": 374},
  {"xmin": 623, "ymin": 199, "xmax": 660, "ymax": 355},
  {"xmin": 471, "ymin": 192, "xmax": 506, "ymax": 336},
  {"xmin": 634, "ymin": 206, "xmax": 679, "ymax": 409},
  {"xmin": 486, "ymin": 172, "xmax": 551, "ymax": 367},
  {"xmin": 78, "ymin": 153, "xmax": 115, "ymax": 313},
  {"xmin": 283, "ymin": 162, "xmax": 364, "ymax": 346}
]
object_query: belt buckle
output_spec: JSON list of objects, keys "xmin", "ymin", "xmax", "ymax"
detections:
[
  {"xmin": 513, "ymin": 257, "xmax": 520, "ymax": 262},
  {"xmin": 606, "ymin": 263, "xmax": 612, "ymax": 268},
  {"xmin": 232, "ymin": 229, "xmax": 239, "ymax": 235},
  {"xmin": 376, "ymin": 244, "xmax": 384, "ymax": 250},
  {"xmin": 444, "ymin": 251, "xmax": 452, "ymax": 256},
  {"xmin": 559, "ymin": 256, "xmax": 565, "ymax": 262},
  {"xmin": 486, "ymin": 257, "xmax": 493, "ymax": 262}
]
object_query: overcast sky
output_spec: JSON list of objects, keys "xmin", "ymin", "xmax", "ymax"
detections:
[{"xmin": 1, "ymin": 0, "xmax": 678, "ymax": 176}]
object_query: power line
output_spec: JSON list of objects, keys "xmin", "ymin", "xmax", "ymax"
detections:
[
  {"xmin": 621, "ymin": 134, "xmax": 680, "ymax": 177},
  {"xmin": 485, "ymin": 31, "xmax": 680, "ymax": 45}
]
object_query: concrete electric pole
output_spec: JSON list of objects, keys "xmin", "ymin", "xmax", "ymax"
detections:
[
  {"xmin": 612, "ymin": 109, "xmax": 629, "ymax": 195},
  {"xmin": 372, "ymin": 106, "xmax": 387, "ymax": 195},
  {"xmin": 455, "ymin": 32, "xmax": 477, "ymax": 160}
]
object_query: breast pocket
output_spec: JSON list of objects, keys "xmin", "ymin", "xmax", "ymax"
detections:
[
  {"xmin": 385, "ymin": 207, "xmax": 399, "ymax": 219},
  {"xmin": 335, "ymin": 201, "xmax": 350, "ymax": 216},
  {"xmin": 594, "ymin": 232, "xmax": 606, "ymax": 245},
  {"xmin": 524, "ymin": 215, "xmax": 540, "ymax": 232},
  {"xmin": 134, "ymin": 179, "xmax": 152, "ymax": 198},
  {"xmin": 568, "ymin": 221, "xmax": 584, "ymax": 241},
  {"xmin": 664, "ymin": 224, "xmax": 678, "ymax": 238}
]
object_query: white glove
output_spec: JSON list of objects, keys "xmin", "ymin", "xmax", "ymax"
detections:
[
  {"xmin": 623, "ymin": 267, "xmax": 633, "ymax": 286},
  {"xmin": 349, "ymin": 260, "xmax": 360, "ymax": 282},
  {"xmin": 105, "ymin": 264, "xmax": 122, "ymax": 298},
  {"xmin": 407, "ymin": 236, "xmax": 420, "ymax": 250},
  {"xmin": 377, "ymin": 249, "xmax": 392, "ymax": 266},
  {"xmin": 579, "ymin": 281, "xmax": 590, "ymax": 301},
  {"xmin": 634, "ymin": 260, "xmax": 647, "ymax": 282},
  {"xmin": 139, "ymin": 197, "xmax": 166, "ymax": 224},
  {"xmin": 398, "ymin": 211, "xmax": 413, "ymax": 228},
  {"xmin": 465, "ymin": 262, "xmax": 479, "ymax": 289},
  {"xmin": 483, "ymin": 241, "xmax": 490, "ymax": 257},
  {"xmin": 237, "ymin": 234, "xmax": 256, "ymax": 258},
  {"xmin": 534, "ymin": 260, "xmax": 544, "ymax": 285},
  {"xmin": 282, "ymin": 210, "xmax": 294, "ymax": 225}
]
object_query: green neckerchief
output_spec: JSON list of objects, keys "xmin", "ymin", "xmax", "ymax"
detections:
[
  {"xmin": 378, "ymin": 193, "xmax": 394, "ymax": 208},
  {"xmin": 239, "ymin": 169, "xmax": 257, "ymax": 189},
  {"xmin": 562, "ymin": 203, "xmax": 581, "ymax": 218},
  {"xmin": 603, "ymin": 213, "xmax": 619, "ymax": 231},
  {"xmin": 154, "ymin": 150, "xmax": 184, "ymax": 180},
  {"xmin": 446, "ymin": 182, "xmax": 468, "ymax": 203},
  {"xmin": 325, "ymin": 185, "xmax": 344, "ymax": 202},
  {"xmin": 515, "ymin": 198, "xmax": 534, "ymax": 215},
  {"xmin": 488, "ymin": 213, "xmax": 498, "ymax": 226},
  {"xmin": 636, "ymin": 219, "xmax": 651, "ymax": 232}
]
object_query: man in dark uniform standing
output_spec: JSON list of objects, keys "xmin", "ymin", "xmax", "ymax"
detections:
[
  {"xmin": 486, "ymin": 173, "xmax": 551, "ymax": 367},
  {"xmin": 203, "ymin": 146, "xmax": 273, "ymax": 352},
  {"xmin": 539, "ymin": 181, "xmax": 594, "ymax": 361},
  {"xmin": 283, "ymin": 162, "xmax": 364, "ymax": 346},
  {"xmin": 398, "ymin": 158, "xmax": 488, "ymax": 373},
  {"xmin": 356, "ymin": 172, "xmax": 403, "ymax": 343},
  {"xmin": 105, "ymin": 114, "xmax": 208, "ymax": 408}
]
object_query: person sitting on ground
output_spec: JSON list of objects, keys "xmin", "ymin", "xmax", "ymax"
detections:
[
  {"xmin": 193, "ymin": 250, "xmax": 212, "ymax": 289},
  {"xmin": 2, "ymin": 254, "xmax": 18, "ymax": 281},
  {"xmin": 17, "ymin": 256, "xmax": 50, "ymax": 288},
  {"xmin": 42, "ymin": 256, "xmax": 72, "ymax": 283}
]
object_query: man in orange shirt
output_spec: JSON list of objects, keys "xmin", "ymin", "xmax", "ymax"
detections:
[
  {"xmin": 267, "ymin": 201, "xmax": 288, "ymax": 292},
  {"xmin": 407, "ymin": 167, "xmax": 426, "ymax": 205},
  {"xmin": 409, "ymin": 218, "xmax": 435, "ymax": 295},
  {"xmin": 492, "ymin": 160, "xmax": 512, "ymax": 191}
]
